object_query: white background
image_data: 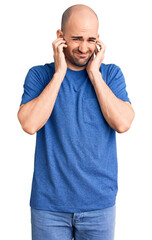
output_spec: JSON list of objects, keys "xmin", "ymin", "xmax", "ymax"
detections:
[{"xmin": 0, "ymin": 0, "xmax": 152, "ymax": 239}]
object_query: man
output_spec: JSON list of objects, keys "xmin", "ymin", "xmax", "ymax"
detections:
[{"xmin": 17, "ymin": 4, "xmax": 135, "ymax": 240}]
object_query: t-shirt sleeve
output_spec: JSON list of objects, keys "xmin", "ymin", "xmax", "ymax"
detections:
[
  {"xmin": 107, "ymin": 64, "xmax": 131, "ymax": 104},
  {"xmin": 20, "ymin": 66, "xmax": 46, "ymax": 106}
]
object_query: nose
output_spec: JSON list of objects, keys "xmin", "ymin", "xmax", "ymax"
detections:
[{"xmin": 78, "ymin": 41, "xmax": 88, "ymax": 53}]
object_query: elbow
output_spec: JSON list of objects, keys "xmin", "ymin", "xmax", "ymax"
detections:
[
  {"xmin": 22, "ymin": 125, "xmax": 36, "ymax": 135},
  {"xmin": 17, "ymin": 111, "xmax": 36, "ymax": 135},
  {"xmin": 116, "ymin": 109, "xmax": 135, "ymax": 134},
  {"xmin": 116, "ymin": 124, "xmax": 131, "ymax": 133},
  {"xmin": 21, "ymin": 122, "xmax": 36, "ymax": 135}
]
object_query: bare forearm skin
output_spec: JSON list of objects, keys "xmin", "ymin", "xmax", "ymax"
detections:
[
  {"xmin": 17, "ymin": 71, "xmax": 65, "ymax": 135},
  {"xmin": 88, "ymin": 70, "xmax": 135, "ymax": 133}
]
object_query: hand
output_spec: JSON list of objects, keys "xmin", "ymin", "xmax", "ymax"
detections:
[
  {"xmin": 86, "ymin": 39, "xmax": 106, "ymax": 75},
  {"xmin": 52, "ymin": 37, "xmax": 68, "ymax": 76}
]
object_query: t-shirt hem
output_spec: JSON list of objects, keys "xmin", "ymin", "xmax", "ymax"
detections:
[{"xmin": 29, "ymin": 199, "xmax": 116, "ymax": 213}]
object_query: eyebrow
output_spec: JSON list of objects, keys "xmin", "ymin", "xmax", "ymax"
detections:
[{"xmin": 71, "ymin": 36, "xmax": 96, "ymax": 40}]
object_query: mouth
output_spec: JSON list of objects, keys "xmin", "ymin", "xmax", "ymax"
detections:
[{"xmin": 75, "ymin": 53, "xmax": 88, "ymax": 58}]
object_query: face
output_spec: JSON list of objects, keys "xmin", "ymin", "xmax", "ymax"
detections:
[{"xmin": 57, "ymin": 11, "xmax": 99, "ymax": 70}]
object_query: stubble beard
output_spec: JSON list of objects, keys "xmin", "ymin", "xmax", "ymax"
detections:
[
  {"xmin": 72, "ymin": 55, "xmax": 92, "ymax": 67},
  {"xmin": 64, "ymin": 48, "xmax": 93, "ymax": 67}
]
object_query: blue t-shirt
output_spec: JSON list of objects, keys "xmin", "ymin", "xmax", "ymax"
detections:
[{"xmin": 20, "ymin": 62, "xmax": 131, "ymax": 213}]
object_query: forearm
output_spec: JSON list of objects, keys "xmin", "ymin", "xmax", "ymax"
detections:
[
  {"xmin": 18, "ymin": 71, "xmax": 65, "ymax": 134},
  {"xmin": 89, "ymin": 70, "xmax": 135, "ymax": 133}
]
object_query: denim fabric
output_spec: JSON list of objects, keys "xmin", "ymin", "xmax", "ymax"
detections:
[{"xmin": 31, "ymin": 204, "xmax": 116, "ymax": 240}]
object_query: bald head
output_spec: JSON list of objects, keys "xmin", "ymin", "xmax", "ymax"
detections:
[{"xmin": 61, "ymin": 4, "xmax": 99, "ymax": 34}]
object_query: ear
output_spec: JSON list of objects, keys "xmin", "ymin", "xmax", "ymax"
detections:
[{"xmin": 56, "ymin": 29, "xmax": 63, "ymax": 38}]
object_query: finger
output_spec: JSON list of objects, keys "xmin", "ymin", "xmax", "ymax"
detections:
[
  {"xmin": 59, "ymin": 43, "xmax": 68, "ymax": 48},
  {"xmin": 91, "ymin": 53, "xmax": 94, "ymax": 60},
  {"xmin": 57, "ymin": 43, "xmax": 68, "ymax": 52},
  {"xmin": 52, "ymin": 39, "xmax": 66, "ymax": 47},
  {"xmin": 95, "ymin": 45, "xmax": 99, "ymax": 55},
  {"xmin": 52, "ymin": 39, "xmax": 67, "ymax": 50},
  {"xmin": 96, "ymin": 39, "xmax": 105, "ymax": 47},
  {"xmin": 96, "ymin": 40, "xmax": 106, "ymax": 52},
  {"xmin": 52, "ymin": 37, "xmax": 65, "ymax": 43}
]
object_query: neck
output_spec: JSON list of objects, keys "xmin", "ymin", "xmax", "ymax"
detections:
[{"xmin": 65, "ymin": 58, "xmax": 86, "ymax": 71}]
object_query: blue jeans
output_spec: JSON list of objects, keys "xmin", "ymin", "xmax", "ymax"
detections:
[{"xmin": 31, "ymin": 204, "xmax": 116, "ymax": 240}]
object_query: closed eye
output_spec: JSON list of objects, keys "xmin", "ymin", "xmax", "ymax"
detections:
[
  {"xmin": 72, "ymin": 38, "xmax": 95, "ymax": 42},
  {"xmin": 72, "ymin": 38, "xmax": 80, "ymax": 41},
  {"xmin": 89, "ymin": 39, "xmax": 95, "ymax": 42}
]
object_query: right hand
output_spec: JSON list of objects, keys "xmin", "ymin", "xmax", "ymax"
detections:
[{"xmin": 52, "ymin": 37, "xmax": 68, "ymax": 76}]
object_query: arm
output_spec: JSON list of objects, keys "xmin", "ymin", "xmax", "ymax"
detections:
[
  {"xmin": 17, "ymin": 37, "xmax": 67, "ymax": 135},
  {"xmin": 86, "ymin": 39, "xmax": 135, "ymax": 133},
  {"xmin": 18, "ymin": 72, "xmax": 64, "ymax": 134},
  {"xmin": 88, "ymin": 70, "xmax": 135, "ymax": 133}
]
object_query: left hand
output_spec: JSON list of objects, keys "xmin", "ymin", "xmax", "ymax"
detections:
[{"xmin": 86, "ymin": 39, "xmax": 106, "ymax": 74}]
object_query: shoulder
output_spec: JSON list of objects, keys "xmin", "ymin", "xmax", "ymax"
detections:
[
  {"xmin": 100, "ymin": 62, "xmax": 121, "ymax": 75},
  {"xmin": 29, "ymin": 62, "xmax": 54, "ymax": 75},
  {"xmin": 28, "ymin": 62, "xmax": 55, "ymax": 86},
  {"xmin": 99, "ymin": 62, "xmax": 122, "ymax": 84}
]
